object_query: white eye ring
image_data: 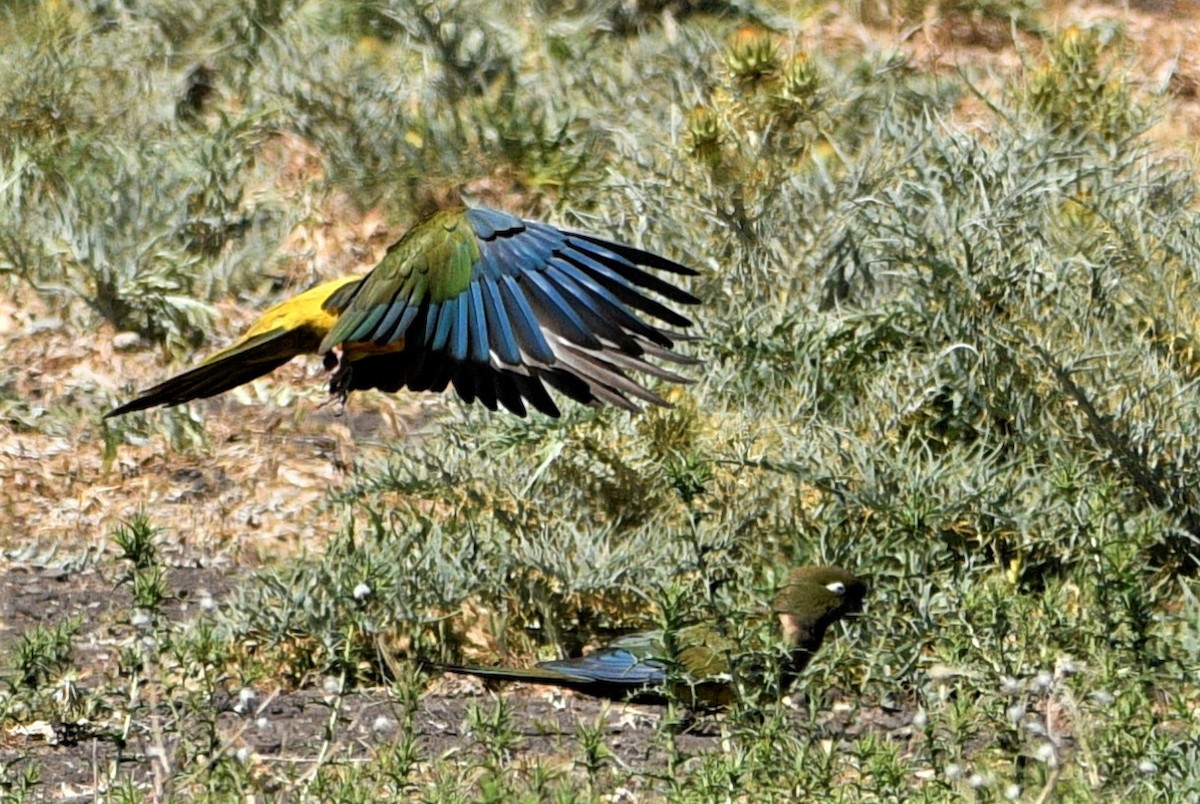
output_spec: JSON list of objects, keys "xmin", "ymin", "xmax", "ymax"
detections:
[{"xmin": 826, "ymin": 581, "xmax": 847, "ymax": 595}]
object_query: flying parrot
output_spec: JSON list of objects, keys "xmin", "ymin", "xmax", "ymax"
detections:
[
  {"xmin": 436, "ymin": 566, "xmax": 867, "ymax": 708},
  {"xmin": 106, "ymin": 206, "xmax": 701, "ymax": 419}
]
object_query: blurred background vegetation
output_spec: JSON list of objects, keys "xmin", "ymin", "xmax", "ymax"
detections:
[{"xmin": 2, "ymin": 0, "xmax": 1199, "ymax": 799}]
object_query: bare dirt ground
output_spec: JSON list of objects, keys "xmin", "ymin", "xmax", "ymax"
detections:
[
  {"xmin": 0, "ymin": 563, "xmax": 914, "ymax": 799},
  {"xmin": 3, "ymin": 2, "xmax": 1199, "ymax": 796}
]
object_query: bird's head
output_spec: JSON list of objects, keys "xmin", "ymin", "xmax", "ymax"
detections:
[{"xmin": 771, "ymin": 565, "xmax": 867, "ymax": 649}]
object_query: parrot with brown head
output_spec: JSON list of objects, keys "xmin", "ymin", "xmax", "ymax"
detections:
[{"xmin": 436, "ymin": 566, "xmax": 867, "ymax": 709}]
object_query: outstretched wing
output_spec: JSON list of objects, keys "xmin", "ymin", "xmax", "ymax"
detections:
[
  {"xmin": 106, "ymin": 276, "xmax": 361, "ymax": 417},
  {"xmin": 107, "ymin": 206, "xmax": 701, "ymax": 420},
  {"xmin": 320, "ymin": 206, "xmax": 700, "ymax": 417}
]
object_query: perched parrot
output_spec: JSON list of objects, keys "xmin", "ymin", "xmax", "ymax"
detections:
[
  {"xmin": 106, "ymin": 206, "xmax": 701, "ymax": 419},
  {"xmin": 436, "ymin": 566, "xmax": 866, "ymax": 708}
]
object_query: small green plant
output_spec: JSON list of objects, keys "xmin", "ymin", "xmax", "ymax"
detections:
[
  {"xmin": 0, "ymin": 759, "xmax": 41, "ymax": 800},
  {"xmin": 131, "ymin": 564, "xmax": 170, "ymax": 613},
  {"xmin": 112, "ymin": 512, "xmax": 171, "ymax": 614},
  {"xmin": 372, "ymin": 664, "xmax": 424, "ymax": 794},
  {"xmin": 11, "ymin": 618, "xmax": 81, "ymax": 690},
  {"xmin": 112, "ymin": 512, "xmax": 160, "ymax": 570},
  {"xmin": 467, "ymin": 696, "xmax": 521, "ymax": 770},
  {"xmin": 574, "ymin": 711, "xmax": 616, "ymax": 789}
]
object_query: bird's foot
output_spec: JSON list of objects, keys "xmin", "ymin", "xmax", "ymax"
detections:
[{"xmin": 323, "ymin": 346, "xmax": 353, "ymax": 417}]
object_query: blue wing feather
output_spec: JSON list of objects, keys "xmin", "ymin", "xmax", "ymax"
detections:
[
  {"xmin": 465, "ymin": 207, "xmax": 523, "ymax": 241},
  {"xmin": 423, "ymin": 301, "xmax": 442, "ymax": 344},
  {"xmin": 543, "ymin": 264, "xmax": 649, "ymax": 344},
  {"xmin": 566, "ymin": 236, "xmax": 698, "ymax": 304},
  {"xmin": 478, "ymin": 279, "xmax": 521, "ymax": 364},
  {"xmin": 557, "ymin": 247, "xmax": 642, "ymax": 294},
  {"xmin": 541, "ymin": 267, "xmax": 610, "ymax": 321},
  {"xmin": 430, "ymin": 300, "xmax": 455, "ymax": 352},
  {"xmin": 323, "ymin": 206, "xmax": 696, "ymax": 417},
  {"xmin": 549, "ymin": 258, "xmax": 661, "ymax": 340},
  {"xmin": 466, "ymin": 282, "xmax": 489, "ymax": 363},
  {"xmin": 346, "ymin": 304, "xmax": 388, "ymax": 344},
  {"xmin": 522, "ymin": 270, "xmax": 602, "ymax": 348},
  {"xmin": 372, "ymin": 291, "xmax": 422, "ymax": 345},
  {"xmin": 558, "ymin": 249, "xmax": 694, "ymax": 329},
  {"xmin": 496, "ymin": 225, "xmax": 556, "ymax": 270},
  {"xmin": 523, "ymin": 220, "xmax": 569, "ymax": 247},
  {"xmin": 449, "ymin": 293, "xmax": 470, "ymax": 361},
  {"xmin": 473, "ymin": 231, "xmax": 509, "ymax": 281},
  {"xmin": 498, "ymin": 274, "xmax": 555, "ymax": 362},
  {"xmin": 539, "ymin": 648, "xmax": 668, "ymax": 686}
]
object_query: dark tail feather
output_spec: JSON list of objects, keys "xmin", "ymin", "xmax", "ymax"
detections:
[
  {"xmin": 431, "ymin": 662, "xmax": 665, "ymax": 702},
  {"xmin": 435, "ymin": 662, "xmax": 586, "ymax": 686},
  {"xmin": 105, "ymin": 327, "xmax": 311, "ymax": 418}
]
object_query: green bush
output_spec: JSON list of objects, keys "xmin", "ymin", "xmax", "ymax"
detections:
[{"xmin": 3, "ymin": 1, "xmax": 1199, "ymax": 799}]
